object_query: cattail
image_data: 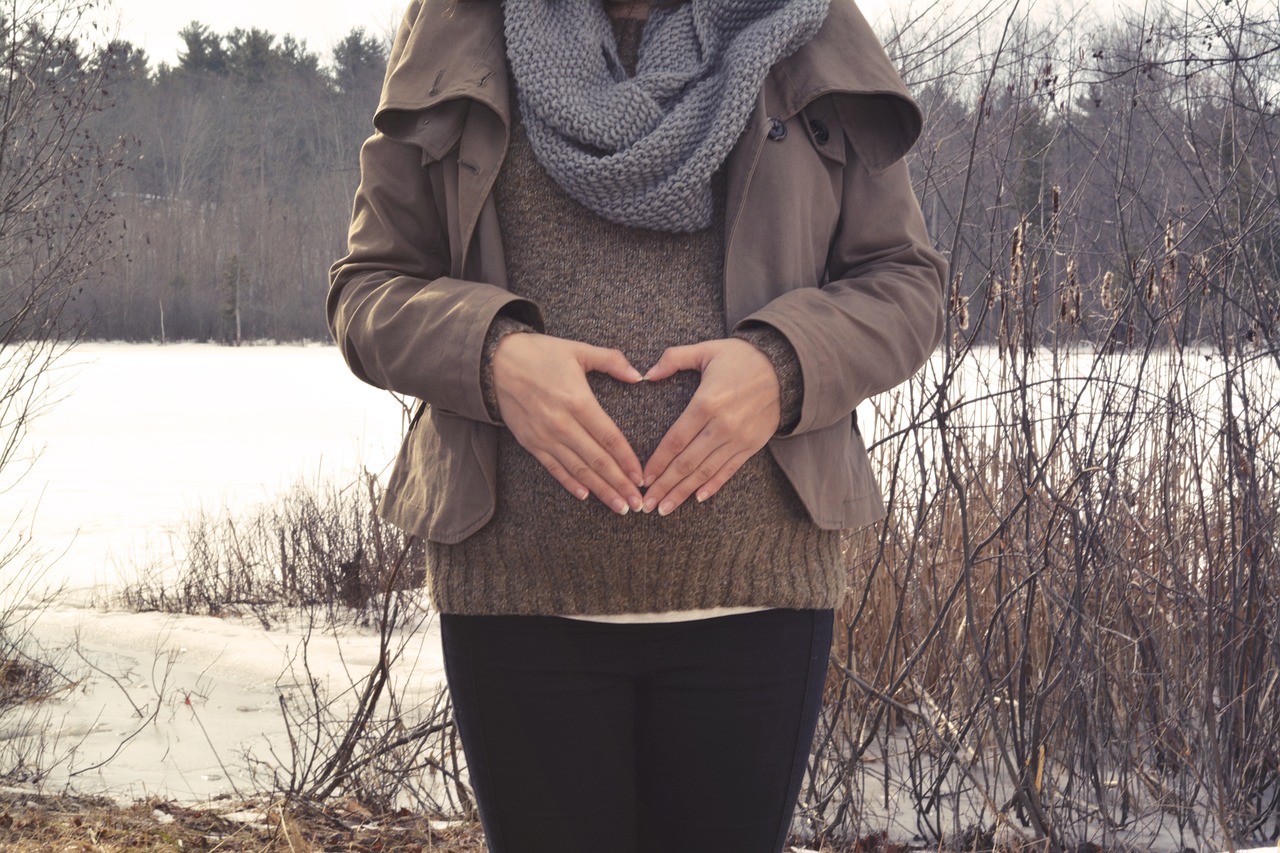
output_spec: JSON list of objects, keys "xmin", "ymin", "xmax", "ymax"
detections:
[
  {"xmin": 951, "ymin": 274, "xmax": 970, "ymax": 330},
  {"xmin": 1010, "ymin": 220, "xmax": 1025, "ymax": 293},
  {"xmin": 1100, "ymin": 270, "xmax": 1116, "ymax": 313},
  {"xmin": 1050, "ymin": 186, "xmax": 1061, "ymax": 242},
  {"xmin": 1145, "ymin": 266, "xmax": 1159, "ymax": 302},
  {"xmin": 1161, "ymin": 218, "xmax": 1178, "ymax": 296},
  {"xmin": 957, "ymin": 297, "xmax": 970, "ymax": 330},
  {"xmin": 1060, "ymin": 258, "xmax": 1081, "ymax": 325},
  {"xmin": 1194, "ymin": 252, "xmax": 1209, "ymax": 295}
]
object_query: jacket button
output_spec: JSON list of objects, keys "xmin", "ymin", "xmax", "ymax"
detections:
[
  {"xmin": 767, "ymin": 117, "xmax": 787, "ymax": 141},
  {"xmin": 809, "ymin": 119, "xmax": 830, "ymax": 144}
]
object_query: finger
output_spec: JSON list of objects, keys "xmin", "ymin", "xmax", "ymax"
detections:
[
  {"xmin": 643, "ymin": 342, "xmax": 710, "ymax": 382},
  {"xmin": 577, "ymin": 344, "xmax": 644, "ymax": 385},
  {"xmin": 528, "ymin": 447, "xmax": 591, "ymax": 502},
  {"xmin": 645, "ymin": 434, "xmax": 739, "ymax": 516},
  {"xmin": 532, "ymin": 397, "xmax": 645, "ymax": 507},
  {"xmin": 642, "ymin": 413, "xmax": 726, "ymax": 511},
  {"xmin": 552, "ymin": 390, "xmax": 644, "ymax": 493},
  {"xmin": 527, "ymin": 399, "xmax": 645, "ymax": 512},
  {"xmin": 641, "ymin": 404, "xmax": 708, "ymax": 490},
  {"xmin": 573, "ymin": 345, "xmax": 646, "ymax": 488},
  {"xmin": 532, "ymin": 442, "xmax": 638, "ymax": 516},
  {"xmin": 498, "ymin": 339, "xmax": 645, "ymax": 496},
  {"xmin": 503, "ymin": 381, "xmax": 643, "ymax": 510},
  {"xmin": 688, "ymin": 451, "xmax": 752, "ymax": 505},
  {"xmin": 584, "ymin": 416, "xmax": 646, "ymax": 494},
  {"xmin": 566, "ymin": 424, "xmax": 645, "ymax": 512}
]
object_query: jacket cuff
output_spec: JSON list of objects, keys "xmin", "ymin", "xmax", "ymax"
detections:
[
  {"xmin": 481, "ymin": 314, "xmax": 537, "ymax": 422},
  {"xmin": 733, "ymin": 325, "xmax": 803, "ymax": 435}
]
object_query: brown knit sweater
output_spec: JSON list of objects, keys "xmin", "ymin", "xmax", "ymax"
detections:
[{"xmin": 424, "ymin": 18, "xmax": 844, "ymax": 616}]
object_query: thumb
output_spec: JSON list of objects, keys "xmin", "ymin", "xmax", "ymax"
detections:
[
  {"xmin": 577, "ymin": 343, "xmax": 644, "ymax": 383},
  {"xmin": 644, "ymin": 342, "xmax": 711, "ymax": 382}
]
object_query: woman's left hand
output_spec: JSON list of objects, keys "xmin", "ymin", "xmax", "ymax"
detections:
[{"xmin": 641, "ymin": 338, "xmax": 781, "ymax": 516}]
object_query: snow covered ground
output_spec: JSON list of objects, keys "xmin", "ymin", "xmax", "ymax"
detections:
[{"xmin": 18, "ymin": 604, "xmax": 445, "ymax": 801}]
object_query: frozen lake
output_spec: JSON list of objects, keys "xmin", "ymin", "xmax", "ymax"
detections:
[{"xmin": 1, "ymin": 342, "xmax": 405, "ymax": 600}]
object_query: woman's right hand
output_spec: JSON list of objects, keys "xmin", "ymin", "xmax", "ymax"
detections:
[{"xmin": 491, "ymin": 333, "xmax": 646, "ymax": 515}]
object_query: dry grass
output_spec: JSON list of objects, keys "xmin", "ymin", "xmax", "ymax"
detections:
[
  {"xmin": 118, "ymin": 473, "xmax": 424, "ymax": 629},
  {"xmin": 0, "ymin": 792, "xmax": 489, "ymax": 852},
  {"xmin": 0, "ymin": 792, "xmax": 944, "ymax": 852}
]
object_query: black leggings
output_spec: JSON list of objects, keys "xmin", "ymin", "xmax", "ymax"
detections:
[{"xmin": 440, "ymin": 608, "xmax": 834, "ymax": 853}]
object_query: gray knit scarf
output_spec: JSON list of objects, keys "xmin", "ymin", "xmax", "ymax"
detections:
[{"xmin": 502, "ymin": 0, "xmax": 830, "ymax": 232}]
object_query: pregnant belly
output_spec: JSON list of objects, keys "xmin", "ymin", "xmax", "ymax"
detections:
[{"xmin": 588, "ymin": 368, "xmax": 701, "ymax": 462}]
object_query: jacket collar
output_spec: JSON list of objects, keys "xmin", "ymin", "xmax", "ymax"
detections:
[
  {"xmin": 769, "ymin": 0, "xmax": 923, "ymax": 169},
  {"xmin": 374, "ymin": 0, "xmax": 921, "ymax": 169}
]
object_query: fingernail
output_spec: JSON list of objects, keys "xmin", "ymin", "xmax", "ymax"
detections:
[
  {"xmin": 629, "ymin": 368, "xmax": 644, "ymax": 382},
  {"xmin": 642, "ymin": 497, "xmax": 657, "ymax": 513},
  {"xmin": 613, "ymin": 499, "xmax": 630, "ymax": 516},
  {"xmin": 576, "ymin": 488, "xmax": 589, "ymax": 501},
  {"xmin": 658, "ymin": 501, "xmax": 674, "ymax": 517},
  {"xmin": 630, "ymin": 495, "xmax": 645, "ymax": 512},
  {"xmin": 696, "ymin": 490, "xmax": 709, "ymax": 503}
]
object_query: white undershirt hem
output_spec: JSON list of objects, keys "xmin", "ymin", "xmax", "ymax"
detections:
[{"xmin": 560, "ymin": 606, "xmax": 772, "ymax": 624}]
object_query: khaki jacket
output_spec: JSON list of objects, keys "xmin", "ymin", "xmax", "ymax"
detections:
[{"xmin": 327, "ymin": 0, "xmax": 947, "ymax": 544}]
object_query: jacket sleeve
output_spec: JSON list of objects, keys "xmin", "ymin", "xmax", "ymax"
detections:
[
  {"xmin": 326, "ymin": 130, "xmax": 543, "ymax": 424},
  {"xmin": 733, "ymin": 151, "xmax": 946, "ymax": 436}
]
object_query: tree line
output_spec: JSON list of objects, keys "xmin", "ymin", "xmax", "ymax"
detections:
[
  {"xmin": 43, "ymin": 16, "xmax": 390, "ymax": 342},
  {"xmin": 4, "ymin": 2, "xmax": 1279, "ymax": 347},
  {"xmin": 903, "ymin": 1, "xmax": 1278, "ymax": 354}
]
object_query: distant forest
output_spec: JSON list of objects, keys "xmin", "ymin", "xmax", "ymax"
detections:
[
  {"xmin": 11, "ymin": 5, "xmax": 1280, "ymax": 345},
  {"xmin": 44, "ymin": 22, "xmax": 386, "ymax": 342}
]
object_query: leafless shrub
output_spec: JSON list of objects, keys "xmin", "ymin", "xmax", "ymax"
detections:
[
  {"xmin": 800, "ymin": 1, "xmax": 1280, "ymax": 850},
  {"xmin": 116, "ymin": 472, "xmax": 465, "ymax": 815},
  {"xmin": 0, "ymin": 0, "xmax": 125, "ymax": 786},
  {"xmin": 263, "ymin": 597, "xmax": 471, "ymax": 817},
  {"xmin": 117, "ymin": 472, "xmax": 424, "ymax": 628}
]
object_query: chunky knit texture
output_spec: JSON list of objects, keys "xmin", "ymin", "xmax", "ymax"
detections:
[
  {"xmin": 503, "ymin": 0, "xmax": 830, "ymax": 232},
  {"xmin": 424, "ymin": 17, "xmax": 845, "ymax": 617}
]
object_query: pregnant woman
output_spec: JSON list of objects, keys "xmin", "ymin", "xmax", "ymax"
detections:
[{"xmin": 327, "ymin": 0, "xmax": 946, "ymax": 849}]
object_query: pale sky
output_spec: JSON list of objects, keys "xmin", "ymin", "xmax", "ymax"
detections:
[
  {"xmin": 103, "ymin": 0, "xmax": 410, "ymax": 67},
  {"xmin": 101, "ymin": 0, "xmax": 902, "ymax": 68}
]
